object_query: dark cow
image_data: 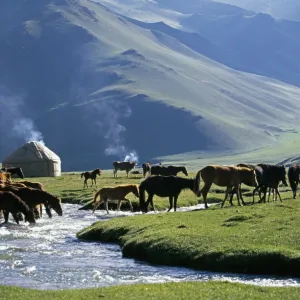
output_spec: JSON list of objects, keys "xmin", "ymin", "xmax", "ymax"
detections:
[{"xmin": 113, "ymin": 161, "xmax": 136, "ymax": 178}]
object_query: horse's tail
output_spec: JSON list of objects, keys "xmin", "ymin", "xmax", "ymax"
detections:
[
  {"xmin": 139, "ymin": 182, "xmax": 146, "ymax": 212},
  {"xmin": 195, "ymin": 170, "xmax": 201, "ymax": 197},
  {"xmin": 80, "ymin": 173, "xmax": 84, "ymax": 178}
]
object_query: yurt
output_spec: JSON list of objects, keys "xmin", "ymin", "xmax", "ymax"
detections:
[{"xmin": 2, "ymin": 141, "xmax": 61, "ymax": 177}]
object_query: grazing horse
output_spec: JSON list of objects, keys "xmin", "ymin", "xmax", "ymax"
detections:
[
  {"xmin": 113, "ymin": 161, "xmax": 136, "ymax": 178},
  {"xmin": 150, "ymin": 165, "xmax": 189, "ymax": 177},
  {"xmin": 288, "ymin": 164, "xmax": 300, "ymax": 199},
  {"xmin": 93, "ymin": 184, "xmax": 139, "ymax": 214},
  {"xmin": 195, "ymin": 165, "xmax": 258, "ymax": 209},
  {"xmin": 1, "ymin": 167, "xmax": 24, "ymax": 179},
  {"xmin": 139, "ymin": 175, "xmax": 199, "ymax": 213},
  {"xmin": 81, "ymin": 168, "xmax": 102, "ymax": 188},
  {"xmin": 253, "ymin": 164, "xmax": 287, "ymax": 203},
  {"xmin": 0, "ymin": 191, "xmax": 36, "ymax": 224},
  {"xmin": 0, "ymin": 185, "xmax": 63, "ymax": 218},
  {"xmin": 142, "ymin": 163, "xmax": 151, "ymax": 177}
]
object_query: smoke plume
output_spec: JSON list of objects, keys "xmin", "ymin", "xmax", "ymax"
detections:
[
  {"xmin": 0, "ymin": 87, "xmax": 44, "ymax": 146},
  {"xmin": 89, "ymin": 98, "xmax": 139, "ymax": 163}
]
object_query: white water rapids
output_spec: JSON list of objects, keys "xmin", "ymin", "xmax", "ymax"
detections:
[{"xmin": 0, "ymin": 203, "xmax": 300, "ymax": 290}]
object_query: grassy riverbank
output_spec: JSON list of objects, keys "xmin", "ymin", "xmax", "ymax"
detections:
[
  {"xmin": 77, "ymin": 196, "xmax": 300, "ymax": 277},
  {"xmin": 1, "ymin": 281, "xmax": 300, "ymax": 300}
]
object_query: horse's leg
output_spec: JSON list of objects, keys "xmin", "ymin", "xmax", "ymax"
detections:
[
  {"xmin": 94, "ymin": 178, "xmax": 97, "ymax": 188},
  {"xmin": 174, "ymin": 195, "xmax": 179, "ymax": 212},
  {"xmin": 145, "ymin": 194, "xmax": 153, "ymax": 213},
  {"xmin": 3, "ymin": 211, "xmax": 9, "ymax": 223},
  {"xmin": 122, "ymin": 198, "xmax": 133, "ymax": 212},
  {"xmin": 229, "ymin": 187, "xmax": 235, "ymax": 206},
  {"xmin": 167, "ymin": 196, "xmax": 173, "ymax": 212},
  {"xmin": 201, "ymin": 183, "xmax": 212, "ymax": 209},
  {"xmin": 275, "ymin": 188, "xmax": 282, "ymax": 202},
  {"xmin": 252, "ymin": 186, "xmax": 260, "ymax": 204},
  {"xmin": 235, "ymin": 184, "xmax": 243, "ymax": 206},
  {"xmin": 221, "ymin": 186, "xmax": 231, "ymax": 208},
  {"xmin": 105, "ymin": 199, "xmax": 109, "ymax": 214},
  {"xmin": 12, "ymin": 213, "xmax": 20, "ymax": 225}
]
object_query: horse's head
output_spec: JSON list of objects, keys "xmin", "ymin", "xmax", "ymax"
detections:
[
  {"xmin": 193, "ymin": 171, "xmax": 201, "ymax": 196},
  {"xmin": 25, "ymin": 210, "xmax": 36, "ymax": 224},
  {"xmin": 96, "ymin": 168, "xmax": 102, "ymax": 176},
  {"xmin": 249, "ymin": 169, "xmax": 258, "ymax": 187},
  {"xmin": 279, "ymin": 165, "xmax": 288, "ymax": 186},
  {"xmin": 182, "ymin": 167, "xmax": 189, "ymax": 176},
  {"xmin": 48, "ymin": 196, "xmax": 63, "ymax": 216}
]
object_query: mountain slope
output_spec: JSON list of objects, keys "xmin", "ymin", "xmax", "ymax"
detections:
[{"xmin": 1, "ymin": 0, "xmax": 300, "ymax": 170}]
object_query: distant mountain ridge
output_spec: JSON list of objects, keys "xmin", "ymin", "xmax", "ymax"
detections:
[{"xmin": 1, "ymin": 0, "xmax": 300, "ymax": 170}]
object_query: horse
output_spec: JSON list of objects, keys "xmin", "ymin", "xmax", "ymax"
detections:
[
  {"xmin": 150, "ymin": 165, "xmax": 189, "ymax": 177},
  {"xmin": 0, "ymin": 191, "xmax": 36, "ymax": 225},
  {"xmin": 113, "ymin": 161, "xmax": 136, "ymax": 178},
  {"xmin": 288, "ymin": 164, "xmax": 300, "ymax": 199},
  {"xmin": 195, "ymin": 165, "xmax": 258, "ymax": 209},
  {"xmin": 18, "ymin": 181, "xmax": 44, "ymax": 190},
  {"xmin": 139, "ymin": 175, "xmax": 199, "ymax": 213},
  {"xmin": 81, "ymin": 168, "xmax": 102, "ymax": 188},
  {"xmin": 253, "ymin": 164, "xmax": 288, "ymax": 203},
  {"xmin": 1, "ymin": 167, "xmax": 24, "ymax": 179},
  {"xmin": 0, "ymin": 185, "xmax": 63, "ymax": 218},
  {"xmin": 0, "ymin": 172, "xmax": 11, "ymax": 184},
  {"xmin": 93, "ymin": 184, "xmax": 139, "ymax": 214},
  {"xmin": 142, "ymin": 163, "xmax": 151, "ymax": 177},
  {"xmin": 229, "ymin": 164, "xmax": 264, "ymax": 205}
]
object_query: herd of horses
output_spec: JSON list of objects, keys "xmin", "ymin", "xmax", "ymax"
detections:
[
  {"xmin": 1, "ymin": 160, "xmax": 299, "ymax": 225},
  {"xmin": 0, "ymin": 167, "xmax": 63, "ymax": 225},
  {"xmin": 86, "ymin": 161, "xmax": 300, "ymax": 215}
]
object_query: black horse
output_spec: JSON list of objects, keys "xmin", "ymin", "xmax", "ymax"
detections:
[
  {"xmin": 150, "ymin": 165, "xmax": 188, "ymax": 177},
  {"xmin": 1, "ymin": 167, "xmax": 24, "ymax": 179},
  {"xmin": 288, "ymin": 164, "xmax": 300, "ymax": 199},
  {"xmin": 253, "ymin": 164, "xmax": 288, "ymax": 203},
  {"xmin": 139, "ymin": 175, "xmax": 199, "ymax": 213}
]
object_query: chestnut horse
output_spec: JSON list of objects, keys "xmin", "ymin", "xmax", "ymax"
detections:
[
  {"xmin": 0, "ymin": 185, "xmax": 63, "ymax": 218},
  {"xmin": 195, "ymin": 165, "xmax": 258, "ymax": 208},
  {"xmin": 0, "ymin": 173, "xmax": 11, "ymax": 184},
  {"xmin": 93, "ymin": 184, "xmax": 139, "ymax": 214},
  {"xmin": 139, "ymin": 175, "xmax": 199, "ymax": 213},
  {"xmin": 0, "ymin": 191, "xmax": 35, "ymax": 224},
  {"xmin": 81, "ymin": 168, "xmax": 102, "ymax": 188},
  {"xmin": 150, "ymin": 165, "xmax": 188, "ymax": 177}
]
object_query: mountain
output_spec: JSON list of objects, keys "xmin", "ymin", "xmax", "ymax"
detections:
[
  {"xmin": 214, "ymin": 0, "xmax": 300, "ymax": 22},
  {"xmin": 1, "ymin": 0, "xmax": 300, "ymax": 171}
]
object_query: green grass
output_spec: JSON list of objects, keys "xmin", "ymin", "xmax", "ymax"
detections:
[
  {"xmin": 1, "ymin": 281, "xmax": 300, "ymax": 300},
  {"xmin": 77, "ymin": 190, "xmax": 300, "ymax": 277}
]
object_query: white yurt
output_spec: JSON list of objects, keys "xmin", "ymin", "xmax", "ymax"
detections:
[{"xmin": 2, "ymin": 141, "xmax": 61, "ymax": 177}]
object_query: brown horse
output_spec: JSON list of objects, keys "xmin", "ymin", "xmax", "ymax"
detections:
[
  {"xmin": 150, "ymin": 165, "xmax": 189, "ymax": 177},
  {"xmin": 93, "ymin": 184, "xmax": 139, "ymax": 214},
  {"xmin": 0, "ymin": 185, "xmax": 63, "ymax": 218},
  {"xmin": 0, "ymin": 191, "xmax": 36, "ymax": 224},
  {"xmin": 18, "ymin": 181, "xmax": 44, "ymax": 190},
  {"xmin": 81, "ymin": 168, "xmax": 102, "ymax": 188},
  {"xmin": 0, "ymin": 173, "xmax": 11, "ymax": 184},
  {"xmin": 195, "ymin": 165, "xmax": 258, "ymax": 208},
  {"xmin": 142, "ymin": 163, "xmax": 151, "ymax": 177},
  {"xmin": 113, "ymin": 161, "xmax": 136, "ymax": 178}
]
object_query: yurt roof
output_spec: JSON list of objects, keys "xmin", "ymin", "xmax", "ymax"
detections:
[{"xmin": 2, "ymin": 141, "xmax": 61, "ymax": 164}]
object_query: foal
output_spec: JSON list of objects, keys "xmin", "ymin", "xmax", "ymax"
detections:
[
  {"xmin": 93, "ymin": 184, "xmax": 139, "ymax": 214},
  {"xmin": 81, "ymin": 168, "xmax": 102, "ymax": 188}
]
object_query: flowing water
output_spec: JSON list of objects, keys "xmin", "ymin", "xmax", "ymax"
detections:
[{"xmin": 0, "ymin": 203, "xmax": 300, "ymax": 290}]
